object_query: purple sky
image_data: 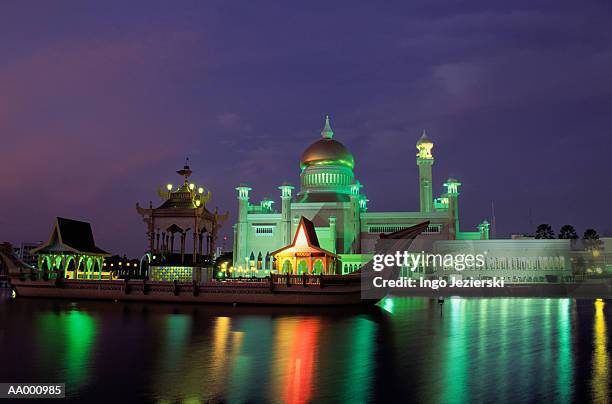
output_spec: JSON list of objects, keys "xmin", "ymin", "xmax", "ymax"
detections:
[{"xmin": 1, "ymin": 1, "xmax": 611, "ymax": 257}]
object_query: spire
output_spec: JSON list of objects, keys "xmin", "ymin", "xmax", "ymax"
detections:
[
  {"xmin": 417, "ymin": 130, "xmax": 430, "ymax": 143},
  {"xmin": 416, "ymin": 129, "xmax": 433, "ymax": 148},
  {"xmin": 321, "ymin": 115, "xmax": 334, "ymax": 139},
  {"xmin": 176, "ymin": 157, "xmax": 192, "ymax": 184}
]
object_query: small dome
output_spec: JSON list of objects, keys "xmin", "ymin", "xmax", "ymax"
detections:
[
  {"xmin": 300, "ymin": 116, "xmax": 355, "ymax": 169},
  {"xmin": 416, "ymin": 130, "xmax": 433, "ymax": 147}
]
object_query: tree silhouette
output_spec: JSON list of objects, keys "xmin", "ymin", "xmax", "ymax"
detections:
[
  {"xmin": 583, "ymin": 228, "xmax": 602, "ymax": 251},
  {"xmin": 535, "ymin": 224, "xmax": 555, "ymax": 239},
  {"xmin": 558, "ymin": 225, "xmax": 578, "ymax": 239}
]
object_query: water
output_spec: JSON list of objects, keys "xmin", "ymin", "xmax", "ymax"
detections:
[{"xmin": 0, "ymin": 291, "xmax": 609, "ymax": 403}]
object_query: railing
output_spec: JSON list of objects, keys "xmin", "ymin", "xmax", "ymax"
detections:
[
  {"xmin": 272, "ymin": 274, "xmax": 322, "ymax": 286},
  {"xmin": 12, "ymin": 272, "xmax": 362, "ymax": 296}
]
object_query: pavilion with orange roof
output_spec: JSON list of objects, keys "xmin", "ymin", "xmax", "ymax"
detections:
[{"xmin": 270, "ymin": 216, "xmax": 338, "ymax": 275}]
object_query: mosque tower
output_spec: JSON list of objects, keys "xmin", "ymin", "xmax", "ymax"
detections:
[
  {"xmin": 416, "ymin": 131, "xmax": 434, "ymax": 213},
  {"xmin": 278, "ymin": 183, "xmax": 294, "ymax": 245},
  {"xmin": 235, "ymin": 184, "xmax": 252, "ymax": 268}
]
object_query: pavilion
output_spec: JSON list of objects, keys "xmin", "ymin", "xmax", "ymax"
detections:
[
  {"xmin": 271, "ymin": 216, "xmax": 338, "ymax": 275},
  {"xmin": 32, "ymin": 217, "xmax": 111, "ymax": 280},
  {"xmin": 136, "ymin": 161, "xmax": 229, "ymax": 281}
]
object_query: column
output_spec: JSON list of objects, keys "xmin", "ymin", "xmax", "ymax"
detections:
[
  {"xmin": 193, "ymin": 232, "xmax": 198, "ymax": 263},
  {"xmin": 278, "ymin": 184, "xmax": 294, "ymax": 245},
  {"xmin": 180, "ymin": 232, "xmax": 186, "ymax": 264},
  {"xmin": 235, "ymin": 185, "xmax": 252, "ymax": 266},
  {"xmin": 329, "ymin": 216, "xmax": 337, "ymax": 253},
  {"xmin": 444, "ymin": 179, "xmax": 461, "ymax": 239}
]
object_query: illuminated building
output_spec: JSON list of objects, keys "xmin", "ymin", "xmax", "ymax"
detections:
[
  {"xmin": 136, "ymin": 161, "xmax": 229, "ymax": 281},
  {"xmin": 270, "ymin": 216, "xmax": 338, "ymax": 274},
  {"xmin": 32, "ymin": 217, "xmax": 111, "ymax": 280},
  {"xmin": 427, "ymin": 239, "xmax": 574, "ymax": 283},
  {"xmin": 232, "ymin": 116, "xmax": 488, "ymax": 274}
]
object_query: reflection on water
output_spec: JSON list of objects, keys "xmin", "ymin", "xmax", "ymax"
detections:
[
  {"xmin": 35, "ymin": 310, "xmax": 97, "ymax": 394},
  {"xmin": 272, "ymin": 318, "xmax": 320, "ymax": 403},
  {"xmin": 592, "ymin": 299, "xmax": 608, "ymax": 402},
  {"xmin": 0, "ymin": 293, "xmax": 609, "ymax": 403}
]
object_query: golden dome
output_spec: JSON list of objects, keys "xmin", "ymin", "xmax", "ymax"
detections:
[
  {"xmin": 300, "ymin": 116, "xmax": 355, "ymax": 170},
  {"xmin": 300, "ymin": 138, "xmax": 354, "ymax": 169}
]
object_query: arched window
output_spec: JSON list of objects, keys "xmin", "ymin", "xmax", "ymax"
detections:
[
  {"xmin": 282, "ymin": 260, "xmax": 292, "ymax": 274},
  {"xmin": 65, "ymin": 257, "xmax": 75, "ymax": 272},
  {"xmin": 298, "ymin": 260, "xmax": 308, "ymax": 275},
  {"xmin": 313, "ymin": 260, "xmax": 324, "ymax": 275}
]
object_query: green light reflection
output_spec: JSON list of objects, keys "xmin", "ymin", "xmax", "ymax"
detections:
[{"xmin": 37, "ymin": 310, "xmax": 97, "ymax": 392}]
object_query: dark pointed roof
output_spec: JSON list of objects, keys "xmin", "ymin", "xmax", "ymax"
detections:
[
  {"xmin": 300, "ymin": 216, "xmax": 320, "ymax": 247},
  {"xmin": 32, "ymin": 217, "xmax": 110, "ymax": 256}
]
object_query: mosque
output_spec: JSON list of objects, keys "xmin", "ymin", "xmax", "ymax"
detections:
[{"xmin": 232, "ymin": 116, "xmax": 490, "ymax": 275}]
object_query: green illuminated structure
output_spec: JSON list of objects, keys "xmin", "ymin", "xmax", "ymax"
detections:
[
  {"xmin": 232, "ymin": 116, "xmax": 489, "ymax": 275},
  {"xmin": 32, "ymin": 217, "xmax": 110, "ymax": 280},
  {"xmin": 416, "ymin": 130, "xmax": 434, "ymax": 213}
]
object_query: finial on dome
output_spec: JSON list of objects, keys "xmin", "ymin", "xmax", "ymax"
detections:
[
  {"xmin": 416, "ymin": 129, "xmax": 433, "ymax": 147},
  {"xmin": 176, "ymin": 157, "xmax": 193, "ymax": 184},
  {"xmin": 321, "ymin": 115, "xmax": 334, "ymax": 139}
]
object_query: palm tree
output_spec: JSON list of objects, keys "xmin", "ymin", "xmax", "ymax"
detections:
[
  {"xmin": 583, "ymin": 229, "xmax": 602, "ymax": 251},
  {"xmin": 558, "ymin": 225, "xmax": 578, "ymax": 239},
  {"xmin": 535, "ymin": 224, "xmax": 555, "ymax": 239}
]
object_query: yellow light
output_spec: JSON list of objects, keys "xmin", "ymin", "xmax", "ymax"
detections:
[
  {"xmin": 110, "ymin": 263, "xmax": 113, "ymax": 267},
  {"xmin": 119, "ymin": 262, "xmax": 122, "ymax": 266},
  {"xmin": 166, "ymin": 183, "xmax": 173, "ymax": 191},
  {"xmin": 189, "ymin": 183, "xmax": 195, "ymax": 190},
  {"xmin": 198, "ymin": 187, "xmax": 204, "ymax": 194},
  {"xmin": 195, "ymin": 200, "xmax": 201, "ymax": 207}
]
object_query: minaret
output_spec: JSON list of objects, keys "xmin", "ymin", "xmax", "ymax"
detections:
[
  {"xmin": 349, "ymin": 180, "xmax": 363, "ymax": 253},
  {"xmin": 329, "ymin": 216, "xmax": 337, "ymax": 253},
  {"xmin": 235, "ymin": 184, "xmax": 252, "ymax": 267},
  {"xmin": 416, "ymin": 131, "xmax": 434, "ymax": 213},
  {"xmin": 443, "ymin": 178, "xmax": 461, "ymax": 239},
  {"xmin": 278, "ymin": 183, "xmax": 294, "ymax": 245},
  {"xmin": 478, "ymin": 220, "xmax": 490, "ymax": 240}
]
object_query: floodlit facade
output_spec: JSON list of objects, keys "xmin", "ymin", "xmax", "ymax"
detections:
[{"xmin": 232, "ymin": 116, "xmax": 489, "ymax": 274}]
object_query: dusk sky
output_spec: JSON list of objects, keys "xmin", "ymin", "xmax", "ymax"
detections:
[{"xmin": 1, "ymin": 1, "xmax": 611, "ymax": 257}]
